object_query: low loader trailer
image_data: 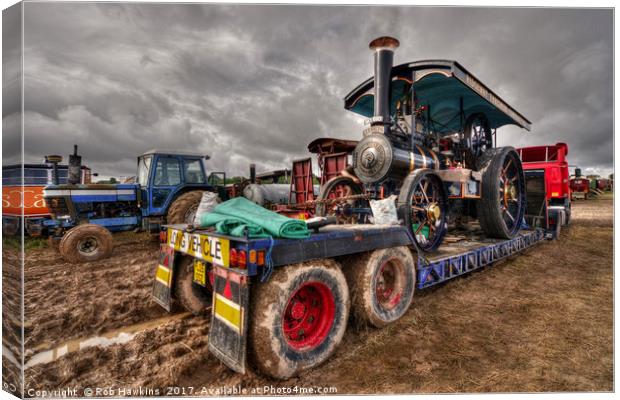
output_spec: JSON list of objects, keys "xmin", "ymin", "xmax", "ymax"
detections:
[
  {"xmin": 152, "ymin": 35, "xmax": 555, "ymax": 379},
  {"xmin": 152, "ymin": 223, "xmax": 546, "ymax": 379}
]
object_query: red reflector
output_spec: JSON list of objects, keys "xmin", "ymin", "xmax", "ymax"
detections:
[
  {"xmin": 238, "ymin": 250, "xmax": 247, "ymax": 269},
  {"xmin": 230, "ymin": 248, "xmax": 238, "ymax": 267}
]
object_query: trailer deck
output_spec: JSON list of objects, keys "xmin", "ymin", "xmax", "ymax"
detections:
[
  {"xmin": 155, "ymin": 222, "xmax": 546, "ymax": 374},
  {"xmin": 163, "ymin": 223, "xmax": 545, "ymax": 287}
]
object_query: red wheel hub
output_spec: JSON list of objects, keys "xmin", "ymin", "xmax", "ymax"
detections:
[
  {"xmin": 282, "ymin": 282, "xmax": 335, "ymax": 351},
  {"xmin": 375, "ymin": 259, "xmax": 403, "ymax": 311}
]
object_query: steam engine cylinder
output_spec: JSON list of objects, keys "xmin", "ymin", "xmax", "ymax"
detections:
[{"xmin": 353, "ymin": 134, "xmax": 443, "ymax": 184}]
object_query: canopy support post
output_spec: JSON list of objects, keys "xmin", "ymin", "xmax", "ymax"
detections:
[
  {"xmin": 410, "ymin": 71, "xmax": 417, "ymax": 151},
  {"xmin": 459, "ymin": 97, "xmax": 464, "ymax": 131}
]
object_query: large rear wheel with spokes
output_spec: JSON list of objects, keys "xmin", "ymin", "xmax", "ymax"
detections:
[
  {"xmin": 463, "ymin": 113, "xmax": 493, "ymax": 170},
  {"xmin": 315, "ymin": 176, "xmax": 369, "ymax": 224},
  {"xmin": 477, "ymin": 147, "xmax": 526, "ymax": 238},
  {"xmin": 397, "ymin": 169, "xmax": 448, "ymax": 252}
]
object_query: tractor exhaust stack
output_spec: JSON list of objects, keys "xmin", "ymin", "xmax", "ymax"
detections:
[{"xmin": 68, "ymin": 144, "xmax": 82, "ymax": 185}]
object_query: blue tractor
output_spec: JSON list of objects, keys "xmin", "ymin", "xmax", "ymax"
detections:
[{"xmin": 43, "ymin": 149, "xmax": 227, "ymax": 263}]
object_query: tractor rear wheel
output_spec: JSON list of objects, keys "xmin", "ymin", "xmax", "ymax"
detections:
[
  {"xmin": 476, "ymin": 147, "xmax": 526, "ymax": 239},
  {"xmin": 249, "ymin": 259, "xmax": 349, "ymax": 379},
  {"xmin": 344, "ymin": 246, "xmax": 416, "ymax": 328},
  {"xmin": 174, "ymin": 256, "xmax": 212, "ymax": 315},
  {"xmin": 167, "ymin": 191, "xmax": 204, "ymax": 225},
  {"xmin": 59, "ymin": 224, "xmax": 113, "ymax": 263}
]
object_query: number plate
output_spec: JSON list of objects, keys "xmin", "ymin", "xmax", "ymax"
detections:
[
  {"xmin": 193, "ymin": 260, "xmax": 207, "ymax": 286},
  {"xmin": 168, "ymin": 228, "xmax": 230, "ymax": 267}
]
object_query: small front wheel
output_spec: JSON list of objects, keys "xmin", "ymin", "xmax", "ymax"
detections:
[
  {"xmin": 59, "ymin": 224, "xmax": 113, "ymax": 263},
  {"xmin": 397, "ymin": 169, "xmax": 448, "ymax": 252},
  {"xmin": 249, "ymin": 259, "xmax": 349, "ymax": 379}
]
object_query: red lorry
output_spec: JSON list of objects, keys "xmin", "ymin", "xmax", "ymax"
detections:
[
  {"xmin": 518, "ymin": 143, "xmax": 571, "ymax": 238},
  {"xmin": 569, "ymin": 168, "xmax": 590, "ymax": 200}
]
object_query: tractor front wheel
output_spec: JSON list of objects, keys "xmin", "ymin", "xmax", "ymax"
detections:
[
  {"xmin": 249, "ymin": 259, "xmax": 349, "ymax": 379},
  {"xmin": 167, "ymin": 191, "xmax": 204, "ymax": 225},
  {"xmin": 59, "ymin": 224, "xmax": 114, "ymax": 263}
]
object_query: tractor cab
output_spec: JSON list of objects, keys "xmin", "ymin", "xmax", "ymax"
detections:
[{"xmin": 136, "ymin": 150, "xmax": 225, "ymax": 217}]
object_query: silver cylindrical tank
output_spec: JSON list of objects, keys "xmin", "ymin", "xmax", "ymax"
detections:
[{"xmin": 242, "ymin": 184, "xmax": 291, "ymax": 206}]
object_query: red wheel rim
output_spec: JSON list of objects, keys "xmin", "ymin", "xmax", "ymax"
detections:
[
  {"xmin": 282, "ymin": 282, "xmax": 335, "ymax": 351},
  {"xmin": 374, "ymin": 259, "xmax": 404, "ymax": 311}
]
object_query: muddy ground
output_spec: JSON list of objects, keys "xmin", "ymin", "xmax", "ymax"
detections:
[{"xmin": 4, "ymin": 197, "xmax": 613, "ymax": 395}]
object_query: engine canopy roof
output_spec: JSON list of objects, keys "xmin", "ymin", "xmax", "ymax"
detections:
[{"xmin": 344, "ymin": 60, "xmax": 531, "ymax": 133}]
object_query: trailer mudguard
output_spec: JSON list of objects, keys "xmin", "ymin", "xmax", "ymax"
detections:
[
  {"xmin": 208, "ymin": 265, "xmax": 250, "ymax": 374},
  {"xmin": 151, "ymin": 245, "xmax": 176, "ymax": 311}
]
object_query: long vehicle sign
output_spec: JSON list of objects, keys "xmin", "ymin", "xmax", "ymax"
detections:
[{"xmin": 168, "ymin": 228, "xmax": 230, "ymax": 267}]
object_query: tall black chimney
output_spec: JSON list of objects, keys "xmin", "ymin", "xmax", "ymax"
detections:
[
  {"xmin": 369, "ymin": 36, "xmax": 399, "ymax": 134},
  {"xmin": 249, "ymin": 163, "xmax": 256, "ymax": 184}
]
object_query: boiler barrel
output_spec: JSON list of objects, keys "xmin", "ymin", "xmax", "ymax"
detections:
[{"xmin": 353, "ymin": 133, "xmax": 443, "ymax": 184}]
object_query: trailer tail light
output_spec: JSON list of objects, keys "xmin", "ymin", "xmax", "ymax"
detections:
[
  {"xmin": 238, "ymin": 250, "xmax": 247, "ymax": 269},
  {"xmin": 257, "ymin": 250, "xmax": 265, "ymax": 266},
  {"xmin": 230, "ymin": 248, "xmax": 238, "ymax": 268},
  {"xmin": 249, "ymin": 249, "xmax": 257, "ymax": 264},
  {"xmin": 159, "ymin": 230, "xmax": 167, "ymax": 243}
]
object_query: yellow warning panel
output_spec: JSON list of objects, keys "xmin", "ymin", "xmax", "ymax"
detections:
[
  {"xmin": 155, "ymin": 265, "xmax": 171, "ymax": 286},
  {"xmin": 214, "ymin": 293, "xmax": 242, "ymax": 333}
]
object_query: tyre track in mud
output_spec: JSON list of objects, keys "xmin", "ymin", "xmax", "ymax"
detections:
[
  {"xmin": 23, "ymin": 232, "xmax": 166, "ymax": 350},
  {"xmin": 21, "ymin": 199, "xmax": 614, "ymax": 394}
]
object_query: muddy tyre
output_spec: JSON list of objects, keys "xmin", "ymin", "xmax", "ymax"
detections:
[
  {"xmin": 476, "ymin": 147, "xmax": 526, "ymax": 239},
  {"xmin": 174, "ymin": 256, "xmax": 212, "ymax": 315},
  {"xmin": 166, "ymin": 191, "xmax": 204, "ymax": 225},
  {"xmin": 344, "ymin": 247, "xmax": 416, "ymax": 328},
  {"xmin": 59, "ymin": 224, "xmax": 113, "ymax": 263},
  {"xmin": 249, "ymin": 259, "xmax": 349, "ymax": 379}
]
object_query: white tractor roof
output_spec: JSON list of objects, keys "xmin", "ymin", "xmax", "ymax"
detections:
[{"xmin": 139, "ymin": 149, "xmax": 209, "ymax": 158}]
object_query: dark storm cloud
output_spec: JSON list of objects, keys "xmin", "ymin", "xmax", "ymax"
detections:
[{"xmin": 5, "ymin": 4, "xmax": 613, "ymax": 178}]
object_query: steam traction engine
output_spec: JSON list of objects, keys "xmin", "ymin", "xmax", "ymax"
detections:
[{"xmin": 317, "ymin": 37, "xmax": 531, "ymax": 251}]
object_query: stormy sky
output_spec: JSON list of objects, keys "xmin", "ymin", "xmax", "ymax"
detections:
[{"xmin": 2, "ymin": 3, "xmax": 614, "ymax": 179}]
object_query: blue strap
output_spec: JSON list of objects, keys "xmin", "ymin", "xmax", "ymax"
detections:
[{"xmin": 260, "ymin": 236, "xmax": 275, "ymax": 283}]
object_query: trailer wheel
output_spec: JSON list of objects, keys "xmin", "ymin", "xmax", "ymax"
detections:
[
  {"xmin": 397, "ymin": 169, "xmax": 448, "ymax": 252},
  {"xmin": 174, "ymin": 256, "xmax": 212, "ymax": 315},
  {"xmin": 477, "ymin": 147, "xmax": 526, "ymax": 239},
  {"xmin": 344, "ymin": 247, "xmax": 415, "ymax": 328},
  {"xmin": 59, "ymin": 224, "xmax": 113, "ymax": 263},
  {"xmin": 167, "ymin": 190, "xmax": 204, "ymax": 225},
  {"xmin": 316, "ymin": 176, "xmax": 368, "ymax": 224},
  {"xmin": 249, "ymin": 259, "xmax": 349, "ymax": 379}
]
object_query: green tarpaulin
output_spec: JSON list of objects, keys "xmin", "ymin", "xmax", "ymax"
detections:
[{"xmin": 198, "ymin": 197, "xmax": 310, "ymax": 239}]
